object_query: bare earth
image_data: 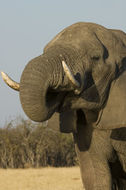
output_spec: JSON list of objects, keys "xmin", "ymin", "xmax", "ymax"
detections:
[{"xmin": 0, "ymin": 167, "xmax": 84, "ymax": 190}]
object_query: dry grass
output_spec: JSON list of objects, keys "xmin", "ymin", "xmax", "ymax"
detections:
[{"xmin": 0, "ymin": 167, "xmax": 84, "ymax": 190}]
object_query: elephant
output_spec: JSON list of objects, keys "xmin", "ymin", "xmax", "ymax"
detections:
[{"xmin": 1, "ymin": 22, "xmax": 126, "ymax": 189}]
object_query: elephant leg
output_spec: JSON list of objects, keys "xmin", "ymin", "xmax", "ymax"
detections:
[
  {"xmin": 112, "ymin": 178, "xmax": 126, "ymax": 190},
  {"xmin": 110, "ymin": 128, "xmax": 126, "ymax": 189},
  {"xmin": 110, "ymin": 160, "xmax": 126, "ymax": 190},
  {"xmin": 75, "ymin": 146, "xmax": 112, "ymax": 190},
  {"xmin": 118, "ymin": 179, "xmax": 126, "ymax": 190},
  {"xmin": 111, "ymin": 154, "xmax": 126, "ymax": 190},
  {"xmin": 74, "ymin": 122, "xmax": 113, "ymax": 190}
]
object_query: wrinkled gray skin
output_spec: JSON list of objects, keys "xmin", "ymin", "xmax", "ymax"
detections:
[{"xmin": 10, "ymin": 23, "xmax": 126, "ymax": 189}]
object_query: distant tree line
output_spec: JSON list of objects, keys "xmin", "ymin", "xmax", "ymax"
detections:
[{"xmin": 0, "ymin": 117, "xmax": 78, "ymax": 168}]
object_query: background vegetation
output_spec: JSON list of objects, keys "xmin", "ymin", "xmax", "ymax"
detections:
[{"xmin": 0, "ymin": 116, "xmax": 77, "ymax": 168}]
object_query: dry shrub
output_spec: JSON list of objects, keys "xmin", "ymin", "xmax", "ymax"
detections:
[{"xmin": 0, "ymin": 117, "xmax": 77, "ymax": 168}]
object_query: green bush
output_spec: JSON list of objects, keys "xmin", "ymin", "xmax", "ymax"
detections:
[{"xmin": 0, "ymin": 118, "xmax": 77, "ymax": 168}]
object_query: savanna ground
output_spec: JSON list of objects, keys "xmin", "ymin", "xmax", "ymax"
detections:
[{"xmin": 0, "ymin": 167, "xmax": 84, "ymax": 190}]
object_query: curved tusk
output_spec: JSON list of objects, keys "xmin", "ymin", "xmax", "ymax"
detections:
[
  {"xmin": 62, "ymin": 61, "xmax": 80, "ymax": 88},
  {"xmin": 62, "ymin": 61, "xmax": 82, "ymax": 94},
  {"xmin": 1, "ymin": 71, "xmax": 20, "ymax": 91}
]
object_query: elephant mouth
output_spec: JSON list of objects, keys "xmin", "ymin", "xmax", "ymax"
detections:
[
  {"xmin": 46, "ymin": 88, "xmax": 67, "ymax": 113},
  {"xmin": 46, "ymin": 89, "xmax": 60, "ymax": 107}
]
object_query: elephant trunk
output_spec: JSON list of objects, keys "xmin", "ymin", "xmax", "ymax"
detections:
[
  {"xmin": 20, "ymin": 55, "xmax": 64, "ymax": 122},
  {"xmin": 1, "ymin": 45, "xmax": 84, "ymax": 122}
]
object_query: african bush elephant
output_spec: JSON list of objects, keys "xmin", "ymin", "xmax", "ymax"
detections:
[{"xmin": 1, "ymin": 22, "xmax": 126, "ymax": 189}]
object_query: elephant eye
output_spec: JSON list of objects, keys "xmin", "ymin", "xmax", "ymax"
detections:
[{"xmin": 91, "ymin": 55, "xmax": 100, "ymax": 61}]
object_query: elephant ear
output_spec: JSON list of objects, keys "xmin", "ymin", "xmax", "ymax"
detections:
[
  {"xmin": 59, "ymin": 110, "xmax": 77, "ymax": 133},
  {"xmin": 95, "ymin": 71, "xmax": 126, "ymax": 129}
]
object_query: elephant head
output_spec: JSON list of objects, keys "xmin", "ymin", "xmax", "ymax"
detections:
[
  {"xmin": 1, "ymin": 45, "xmax": 85, "ymax": 123},
  {"xmin": 1, "ymin": 22, "xmax": 126, "ymax": 131}
]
